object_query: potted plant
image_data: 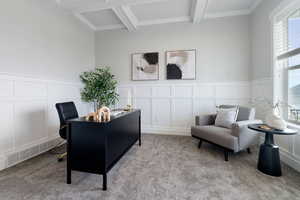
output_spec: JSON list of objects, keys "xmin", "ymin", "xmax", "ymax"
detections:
[{"xmin": 80, "ymin": 67, "xmax": 119, "ymax": 111}]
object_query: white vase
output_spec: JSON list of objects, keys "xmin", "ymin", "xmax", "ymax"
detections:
[{"xmin": 265, "ymin": 109, "xmax": 287, "ymax": 130}]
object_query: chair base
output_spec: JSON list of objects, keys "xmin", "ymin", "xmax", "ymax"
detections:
[
  {"xmin": 193, "ymin": 136, "xmax": 233, "ymax": 161},
  {"xmin": 57, "ymin": 152, "xmax": 67, "ymax": 162}
]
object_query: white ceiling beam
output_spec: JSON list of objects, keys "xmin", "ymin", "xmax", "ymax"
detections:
[
  {"xmin": 249, "ymin": 0, "xmax": 263, "ymax": 13},
  {"xmin": 73, "ymin": 12, "xmax": 97, "ymax": 30},
  {"xmin": 192, "ymin": 0, "xmax": 209, "ymax": 23},
  {"xmin": 112, "ymin": 6, "xmax": 138, "ymax": 31}
]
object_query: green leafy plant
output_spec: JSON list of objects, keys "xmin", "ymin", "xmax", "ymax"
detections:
[{"xmin": 80, "ymin": 67, "xmax": 119, "ymax": 110}]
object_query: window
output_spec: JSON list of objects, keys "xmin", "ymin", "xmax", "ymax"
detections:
[{"xmin": 274, "ymin": 8, "xmax": 300, "ymax": 123}]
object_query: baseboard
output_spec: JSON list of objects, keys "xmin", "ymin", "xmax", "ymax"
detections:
[
  {"xmin": 142, "ymin": 126, "xmax": 191, "ymax": 136},
  {"xmin": 280, "ymin": 148, "xmax": 300, "ymax": 173}
]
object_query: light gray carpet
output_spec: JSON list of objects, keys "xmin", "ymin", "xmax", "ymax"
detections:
[{"xmin": 1, "ymin": 134, "xmax": 300, "ymax": 200}]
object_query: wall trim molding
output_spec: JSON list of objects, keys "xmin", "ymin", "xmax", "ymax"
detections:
[{"xmin": 0, "ymin": 73, "xmax": 90, "ymax": 171}]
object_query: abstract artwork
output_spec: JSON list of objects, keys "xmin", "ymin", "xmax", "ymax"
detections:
[
  {"xmin": 166, "ymin": 49, "xmax": 196, "ymax": 80},
  {"xmin": 132, "ymin": 52, "xmax": 159, "ymax": 81}
]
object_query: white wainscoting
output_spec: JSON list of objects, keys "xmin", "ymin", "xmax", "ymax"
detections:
[
  {"xmin": 0, "ymin": 73, "xmax": 91, "ymax": 170},
  {"xmin": 251, "ymin": 78, "xmax": 300, "ymax": 172},
  {"xmin": 117, "ymin": 81, "xmax": 251, "ymax": 136}
]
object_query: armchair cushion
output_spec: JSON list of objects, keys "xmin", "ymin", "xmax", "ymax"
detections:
[
  {"xmin": 195, "ymin": 114, "xmax": 216, "ymax": 126},
  {"xmin": 191, "ymin": 125, "xmax": 239, "ymax": 152},
  {"xmin": 215, "ymin": 107, "xmax": 239, "ymax": 129}
]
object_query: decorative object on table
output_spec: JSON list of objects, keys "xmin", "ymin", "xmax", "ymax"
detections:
[
  {"xmin": 80, "ymin": 67, "xmax": 119, "ymax": 112},
  {"xmin": 250, "ymin": 98, "xmax": 294, "ymax": 130},
  {"xmin": 124, "ymin": 105, "xmax": 132, "ymax": 111},
  {"xmin": 85, "ymin": 112, "xmax": 99, "ymax": 121},
  {"xmin": 166, "ymin": 49, "xmax": 196, "ymax": 80},
  {"xmin": 258, "ymin": 125, "xmax": 272, "ymax": 130},
  {"xmin": 98, "ymin": 106, "xmax": 111, "ymax": 122},
  {"xmin": 85, "ymin": 106, "xmax": 111, "ymax": 122},
  {"xmin": 248, "ymin": 124, "xmax": 297, "ymax": 177},
  {"xmin": 126, "ymin": 90, "xmax": 132, "ymax": 109},
  {"xmin": 132, "ymin": 52, "xmax": 159, "ymax": 81},
  {"xmin": 264, "ymin": 102, "xmax": 287, "ymax": 130}
]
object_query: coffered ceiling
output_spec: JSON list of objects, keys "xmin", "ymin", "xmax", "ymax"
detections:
[{"xmin": 56, "ymin": 0, "xmax": 262, "ymax": 31}]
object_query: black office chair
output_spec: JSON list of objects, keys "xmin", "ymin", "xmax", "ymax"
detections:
[{"xmin": 55, "ymin": 102, "xmax": 79, "ymax": 162}]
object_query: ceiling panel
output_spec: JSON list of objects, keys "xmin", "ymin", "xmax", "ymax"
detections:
[
  {"xmin": 207, "ymin": 0, "xmax": 253, "ymax": 13},
  {"xmin": 81, "ymin": 9, "xmax": 122, "ymax": 27},
  {"xmin": 59, "ymin": 0, "xmax": 107, "ymax": 11},
  {"xmin": 131, "ymin": 0, "xmax": 192, "ymax": 21}
]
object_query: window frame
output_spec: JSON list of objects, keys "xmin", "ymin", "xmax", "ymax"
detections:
[{"xmin": 273, "ymin": 4, "xmax": 300, "ymax": 125}]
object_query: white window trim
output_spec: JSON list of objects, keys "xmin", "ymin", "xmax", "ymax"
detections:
[{"xmin": 271, "ymin": 0, "xmax": 300, "ymax": 124}]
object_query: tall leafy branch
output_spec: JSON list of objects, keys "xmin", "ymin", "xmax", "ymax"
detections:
[{"xmin": 80, "ymin": 67, "xmax": 119, "ymax": 109}]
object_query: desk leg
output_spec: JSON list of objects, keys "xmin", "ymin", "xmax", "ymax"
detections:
[
  {"xmin": 139, "ymin": 115, "xmax": 141, "ymax": 146},
  {"xmin": 257, "ymin": 133, "xmax": 281, "ymax": 177},
  {"xmin": 103, "ymin": 173, "xmax": 107, "ymax": 191},
  {"xmin": 67, "ymin": 124, "xmax": 71, "ymax": 184},
  {"xmin": 67, "ymin": 168, "xmax": 71, "ymax": 184}
]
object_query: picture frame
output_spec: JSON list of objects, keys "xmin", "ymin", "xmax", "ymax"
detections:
[
  {"xmin": 165, "ymin": 49, "xmax": 196, "ymax": 80},
  {"xmin": 131, "ymin": 52, "xmax": 159, "ymax": 81}
]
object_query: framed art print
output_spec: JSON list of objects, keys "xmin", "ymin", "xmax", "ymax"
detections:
[
  {"xmin": 166, "ymin": 49, "xmax": 196, "ymax": 80},
  {"xmin": 132, "ymin": 52, "xmax": 159, "ymax": 81}
]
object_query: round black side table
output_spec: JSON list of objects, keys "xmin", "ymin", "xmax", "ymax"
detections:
[{"xmin": 248, "ymin": 124, "xmax": 297, "ymax": 177}]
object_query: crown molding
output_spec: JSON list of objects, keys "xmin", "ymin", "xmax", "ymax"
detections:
[
  {"xmin": 204, "ymin": 9, "xmax": 250, "ymax": 19},
  {"xmin": 138, "ymin": 16, "xmax": 191, "ymax": 26},
  {"xmin": 95, "ymin": 24, "xmax": 125, "ymax": 31}
]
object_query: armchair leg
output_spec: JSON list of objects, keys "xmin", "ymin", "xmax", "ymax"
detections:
[
  {"xmin": 224, "ymin": 150, "xmax": 229, "ymax": 161},
  {"xmin": 198, "ymin": 140, "xmax": 202, "ymax": 149},
  {"xmin": 247, "ymin": 148, "xmax": 251, "ymax": 154}
]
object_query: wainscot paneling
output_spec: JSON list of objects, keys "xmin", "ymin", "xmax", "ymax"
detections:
[
  {"xmin": 252, "ymin": 78, "xmax": 300, "ymax": 173},
  {"xmin": 117, "ymin": 81, "xmax": 251, "ymax": 136},
  {"xmin": 0, "ymin": 74, "xmax": 91, "ymax": 170}
]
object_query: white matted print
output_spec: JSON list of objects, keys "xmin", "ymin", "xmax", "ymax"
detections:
[
  {"xmin": 166, "ymin": 49, "xmax": 196, "ymax": 80},
  {"xmin": 132, "ymin": 52, "xmax": 159, "ymax": 81}
]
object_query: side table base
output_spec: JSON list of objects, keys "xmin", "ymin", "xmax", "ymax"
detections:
[{"xmin": 258, "ymin": 143, "xmax": 282, "ymax": 177}]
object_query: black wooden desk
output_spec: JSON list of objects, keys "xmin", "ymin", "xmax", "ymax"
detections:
[{"xmin": 66, "ymin": 109, "xmax": 141, "ymax": 190}]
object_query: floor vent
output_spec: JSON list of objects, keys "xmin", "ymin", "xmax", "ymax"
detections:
[{"xmin": 5, "ymin": 137, "xmax": 63, "ymax": 169}]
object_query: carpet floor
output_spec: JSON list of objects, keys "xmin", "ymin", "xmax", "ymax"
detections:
[{"xmin": 1, "ymin": 134, "xmax": 300, "ymax": 200}]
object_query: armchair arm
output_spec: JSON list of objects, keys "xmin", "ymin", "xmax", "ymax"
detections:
[
  {"xmin": 195, "ymin": 114, "xmax": 216, "ymax": 126},
  {"xmin": 231, "ymin": 119, "xmax": 263, "ymax": 150}
]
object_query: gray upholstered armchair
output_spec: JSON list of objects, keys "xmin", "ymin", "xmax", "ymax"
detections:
[{"xmin": 191, "ymin": 105, "xmax": 262, "ymax": 161}]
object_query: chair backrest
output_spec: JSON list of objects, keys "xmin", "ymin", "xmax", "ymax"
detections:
[
  {"xmin": 218, "ymin": 105, "xmax": 255, "ymax": 121},
  {"xmin": 55, "ymin": 102, "xmax": 79, "ymax": 139}
]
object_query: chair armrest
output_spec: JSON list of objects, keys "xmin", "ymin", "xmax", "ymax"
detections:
[
  {"xmin": 232, "ymin": 120, "xmax": 263, "ymax": 130},
  {"xmin": 231, "ymin": 119, "xmax": 263, "ymax": 150},
  {"xmin": 195, "ymin": 114, "xmax": 216, "ymax": 126}
]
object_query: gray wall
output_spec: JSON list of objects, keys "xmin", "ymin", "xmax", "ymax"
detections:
[
  {"xmin": 95, "ymin": 16, "xmax": 251, "ymax": 83},
  {"xmin": 251, "ymin": 0, "xmax": 282, "ymax": 80},
  {"xmin": 0, "ymin": 0, "xmax": 95, "ymax": 82}
]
